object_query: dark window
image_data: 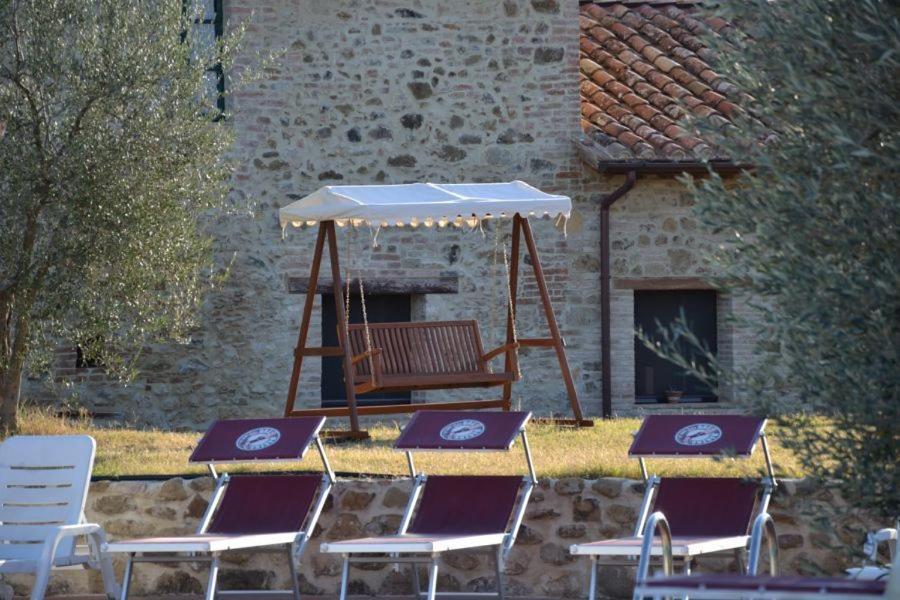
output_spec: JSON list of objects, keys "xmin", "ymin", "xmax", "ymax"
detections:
[
  {"xmin": 185, "ymin": 0, "xmax": 224, "ymax": 114},
  {"xmin": 634, "ymin": 290, "xmax": 718, "ymax": 404},
  {"xmin": 321, "ymin": 294, "xmax": 412, "ymax": 407},
  {"xmin": 75, "ymin": 344, "xmax": 103, "ymax": 369}
]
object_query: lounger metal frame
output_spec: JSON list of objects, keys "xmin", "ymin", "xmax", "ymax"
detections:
[
  {"xmin": 326, "ymin": 416, "xmax": 536, "ymax": 600},
  {"xmin": 633, "ymin": 514, "xmax": 899, "ymax": 600},
  {"xmin": 112, "ymin": 421, "xmax": 335, "ymax": 600},
  {"xmin": 572, "ymin": 417, "xmax": 778, "ymax": 600}
]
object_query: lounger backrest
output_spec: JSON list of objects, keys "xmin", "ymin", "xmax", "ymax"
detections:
[
  {"xmin": 189, "ymin": 417, "xmax": 325, "ymax": 464},
  {"xmin": 348, "ymin": 321, "xmax": 487, "ymax": 376},
  {"xmin": 205, "ymin": 474, "xmax": 322, "ymax": 535},
  {"xmin": 653, "ymin": 477, "xmax": 758, "ymax": 537},
  {"xmin": 0, "ymin": 435, "xmax": 95, "ymax": 561},
  {"xmin": 395, "ymin": 411, "xmax": 531, "ymax": 451},
  {"xmin": 629, "ymin": 415, "xmax": 766, "ymax": 458},
  {"xmin": 407, "ymin": 475, "xmax": 524, "ymax": 536}
]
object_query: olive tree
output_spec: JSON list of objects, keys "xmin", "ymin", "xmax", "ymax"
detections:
[
  {"xmin": 0, "ymin": 0, "xmax": 245, "ymax": 430},
  {"xmin": 649, "ymin": 0, "xmax": 899, "ymax": 517}
]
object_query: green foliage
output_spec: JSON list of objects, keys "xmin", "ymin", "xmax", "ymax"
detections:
[
  {"xmin": 651, "ymin": 0, "xmax": 899, "ymax": 516},
  {"xmin": 0, "ymin": 0, "xmax": 246, "ymax": 427}
]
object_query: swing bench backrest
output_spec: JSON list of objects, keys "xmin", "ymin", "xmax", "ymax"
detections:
[{"xmin": 347, "ymin": 320, "xmax": 517, "ymax": 391}]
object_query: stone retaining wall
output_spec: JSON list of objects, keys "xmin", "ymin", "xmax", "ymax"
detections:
[{"xmin": 1, "ymin": 477, "xmax": 876, "ymax": 598}]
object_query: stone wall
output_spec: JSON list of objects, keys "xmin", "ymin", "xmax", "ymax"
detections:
[
  {"xmin": 2, "ymin": 477, "xmax": 875, "ymax": 599},
  {"xmin": 24, "ymin": 0, "xmax": 763, "ymax": 426}
]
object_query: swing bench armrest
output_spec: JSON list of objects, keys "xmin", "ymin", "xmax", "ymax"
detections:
[
  {"xmin": 351, "ymin": 347, "xmax": 382, "ymax": 366},
  {"xmin": 479, "ymin": 342, "xmax": 519, "ymax": 364}
]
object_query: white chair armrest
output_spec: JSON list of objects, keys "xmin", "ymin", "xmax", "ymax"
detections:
[
  {"xmin": 38, "ymin": 523, "xmax": 119, "ymax": 598},
  {"xmin": 747, "ymin": 512, "xmax": 778, "ymax": 576}
]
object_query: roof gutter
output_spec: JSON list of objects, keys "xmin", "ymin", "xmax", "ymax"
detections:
[
  {"xmin": 600, "ymin": 170, "xmax": 637, "ymax": 419},
  {"xmin": 592, "ymin": 160, "xmax": 749, "ymax": 176},
  {"xmin": 576, "ymin": 138, "xmax": 751, "ymax": 177}
]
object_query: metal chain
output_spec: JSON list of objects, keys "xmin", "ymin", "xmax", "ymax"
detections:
[
  {"xmin": 503, "ymin": 236, "xmax": 518, "ymax": 343},
  {"xmin": 344, "ymin": 227, "xmax": 374, "ymax": 375},
  {"xmin": 343, "ymin": 227, "xmax": 352, "ymax": 328},
  {"xmin": 359, "ymin": 276, "xmax": 373, "ymax": 355},
  {"xmin": 487, "ymin": 220, "xmax": 503, "ymax": 369}
]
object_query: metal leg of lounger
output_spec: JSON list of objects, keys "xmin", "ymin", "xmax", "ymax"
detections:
[
  {"xmin": 683, "ymin": 557, "xmax": 692, "ymax": 600},
  {"xmin": 411, "ymin": 561, "xmax": 421, "ymax": 599},
  {"xmin": 495, "ymin": 547, "xmax": 506, "ymax": 600},
  {"xmin": 287, "ymin": 545, "xmax": 301, "ymax": 600},
  {"xmin": 588, "ymin": 556, "xmax": 598, "ymax": 600},
  {"xmin": 426, "ymin": 559, "xmax": 439, "ymax": 600},
  {"xmin": 338, "ymin": 556, "xmax": 350, "ymax": 600},
  {"xmin": 205, "ymin": 556, "xmax": 220, "ymax": 600},
  {"xmin": 734, "ymin": 548, "xmax": 746, "ymax": 573},
  {"xmin": 119, "ymin": 555, "xmax": 134, "ymax": 600}
]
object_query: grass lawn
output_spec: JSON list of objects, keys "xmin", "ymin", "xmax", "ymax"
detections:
[{"xmin": 15, "ymin": 408, "xmax": 806, "ymax": 480}]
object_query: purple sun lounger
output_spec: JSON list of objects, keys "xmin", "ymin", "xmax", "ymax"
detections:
[
  {"xmin": 632, "ymin": 521, "xmax": 898, "ymax": 599},
  {"xmin": 633, "ymin": 555, "xmax": 899, "ymax": 599},
  {"xmin": 320, "ymin": 410, "xmax": 535, "ymax": 600},
  {"xmin": 103, "ymin": 417, "xmax": 334, "ymax": 600},
  {"xmin": 570, "ymin": 415, "xmax": 778, "ymax": 600}
]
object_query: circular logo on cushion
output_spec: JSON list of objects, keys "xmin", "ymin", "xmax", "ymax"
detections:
[
  {"xmin": 235, "ymin": 427, "xmax": 281, "ymax": 451},
  {"xmin": 439, "ymin": 419, "xmax": 486, "ymax": 442},
  {"xmin": 674, "ymin": 423, "xmax": 723, "ymax": 446}
]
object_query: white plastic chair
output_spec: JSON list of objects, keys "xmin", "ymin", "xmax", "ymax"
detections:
[{"xmin": 0, "ymin": 435, "xmax": 118, "ymax": 600}]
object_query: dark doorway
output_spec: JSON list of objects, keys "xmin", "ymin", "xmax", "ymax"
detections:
[
  {"xmin": 634, "ymin": 290, "xmax": 718, "ymax": 403},
  {"xmin": 321, "ymin": 294, "xmax": 412, "ymax": 407}
]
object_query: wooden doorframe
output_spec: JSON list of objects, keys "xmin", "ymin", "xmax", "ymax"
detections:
[{"xmin": 283, "ymin": 216, "xmax": 591, "ymax": 437}]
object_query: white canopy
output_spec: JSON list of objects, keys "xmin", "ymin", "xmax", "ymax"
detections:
[{"xmin": 279, "ymin": 181, "xmax": 571, "ymax": 229}]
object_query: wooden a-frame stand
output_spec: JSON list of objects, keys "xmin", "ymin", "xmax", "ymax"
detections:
[{"xmin": 284, "ymin": 215, "xmax": 592, "ymax": 439}]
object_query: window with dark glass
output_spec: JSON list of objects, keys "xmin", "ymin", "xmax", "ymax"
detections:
[
  {"xmin": 75, "ymin": 343, "xmax": 104, "ymax": 369},
  {"xmin": 634, "ymin": 290, "xmax": 718, "ymax": 404},
  {"xmin": 185, "ymin": 0, "xmax": 224, "ymax": 114},
  {"xmin": 321, "ymin": 294, "xmax": 412, "ymax": 407}
]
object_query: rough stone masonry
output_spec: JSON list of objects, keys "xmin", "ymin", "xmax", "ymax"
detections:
[
  {"xmin": 26, "ymin": 0, "xmax": 760, "ymax": 427},
  {"xmin": 2, "ymin": 476, "xmax": 876, "ymax": 598}
]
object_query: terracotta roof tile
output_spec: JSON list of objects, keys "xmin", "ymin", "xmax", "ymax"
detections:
[
  {"xmin": 652, "ymin": 55, "xmax": 680, "ymax": 73},
  {"xmin": 623, "ymin": 92, "xmax": 649, "ymax": 108},
  {"xmin": 633, "ymin": 80, "xmax": 661, "ymax": 97},
  {"xmin": 580, "ymin": 1, "xmax": 754, "ymax": 161},
  {"xmin": 650, "ymin": 93, "xmax": 678, "ymax": 111},
  {"xmin": 634, "ymin": 103, "xmax": 660, "ymax": 120},
  {"xmin": 630, "ymin": 59, "xmax": 656, "ymax": 77}
]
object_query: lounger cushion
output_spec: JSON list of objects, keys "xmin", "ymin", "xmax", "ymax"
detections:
[
  {"xmin": 570, "ymin": 535, "xmax": 750, "ymax": 557},
  {"xmin": 408, "ymin": 475, "xmax": 523, "ymax": 536},
  {"xmin": 104, "ymin": 532, "xmax": 299, "ymax": 554},
  {"xmin": 654, "ymin": 477, "xmax": 758, "ymax": 537},
  {"xmin": 642, "ymin": 574, "xmax": 887, "ymax": 596},
  {"xmin": 321, "ymin": 533, "xmax": 507, "ymax": 554},
  {"xmin": 207, "ymin": 474, "xmax": 321, "ymax": 535}
]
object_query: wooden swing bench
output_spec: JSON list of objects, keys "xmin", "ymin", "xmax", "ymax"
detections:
[
  {"xmin": 347, "ymin": 320, "xmax": 519, "ymax": 395},
  {"xmin": 281, "ymin": 182, "xmax": 593, "ymax": 436}
]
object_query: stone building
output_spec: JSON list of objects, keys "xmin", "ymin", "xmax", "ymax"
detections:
[{"xmin": 32, "ymin": 0, "xmax": 760, "ymax": 428}]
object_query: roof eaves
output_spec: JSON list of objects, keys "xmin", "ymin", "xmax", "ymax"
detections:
[{"xmin": 575, "ymin": 137, "xmax": 749, "ymax": 176}]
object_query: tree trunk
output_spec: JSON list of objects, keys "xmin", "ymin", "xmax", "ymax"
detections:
[{"xmin": 0, "ymin": 366, "xmax": 21, "ymax": 432}]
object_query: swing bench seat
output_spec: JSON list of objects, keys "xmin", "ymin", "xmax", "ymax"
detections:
[{"xmin": 347, "ymin": 320, "xmax": 519, "ymax": 394}]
